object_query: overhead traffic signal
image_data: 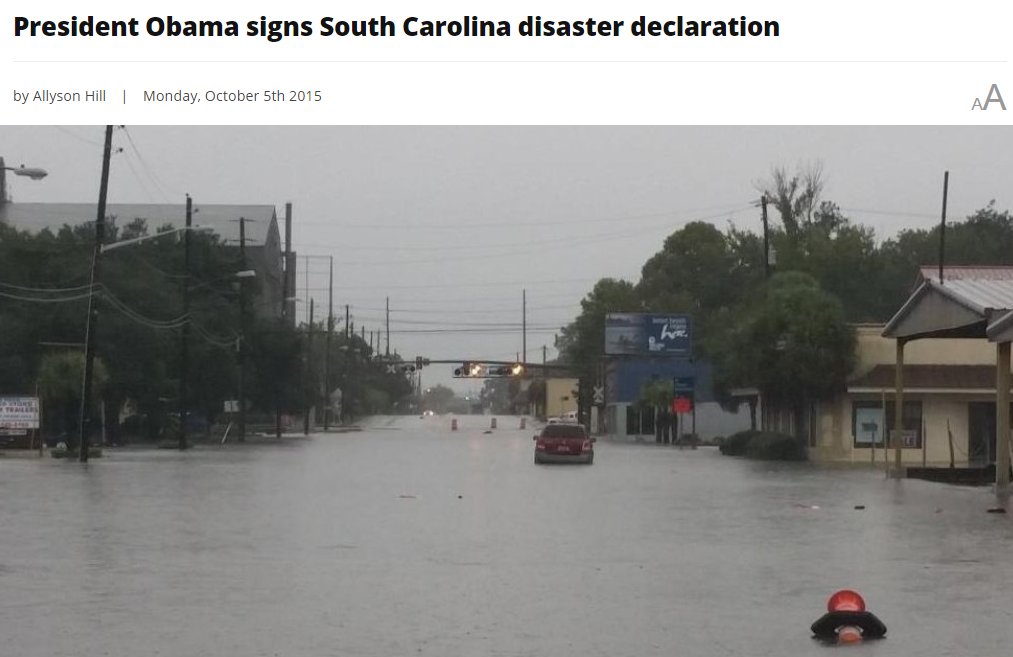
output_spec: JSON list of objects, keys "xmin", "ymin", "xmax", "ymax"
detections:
[
  {"xmin": 453, "ymin": 361, "xmax": 484, "ymax": 377},
  {"xmin": 453, "ymin": 362, "xmax": 524, "ymax": 377},
  {"xmin": 487, "ymin": 363, "xmax": 525, "ymax": 377}
]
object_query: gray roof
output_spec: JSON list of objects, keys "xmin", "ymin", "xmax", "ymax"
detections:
[
  {"xmin": 885, "ymin": 266, "xmax": 1013, "ymax": 341},
  {"xmin": 0, "ymin": 202, "xmax": 277, "ymax": 244}
]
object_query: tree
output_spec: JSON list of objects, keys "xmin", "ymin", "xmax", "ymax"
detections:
[
  {"xmin": 759, "ymin": 161, "xmax": 825, "ymax": 238},
  {"xmin": 717, "ymin": 272, "xmax": 856, "ymax": 439},
  {"xmin": 421, "ymin": 384, "xmax": 455, "ymax": 414},
  {"xmin": 37, "ymin": 351, "xmax": 108, "ymax": 445},
  {"xmin": 638, "ymin": 377, "xmax": 673, "ymax": 443},
  {"xmin": 555, "ymin": 278, "xmax": 640, "ymax": 420}
]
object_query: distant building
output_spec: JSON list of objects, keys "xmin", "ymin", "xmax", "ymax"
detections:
[
  {"xmin": 544, "ymin": 378, "xmax": 579, "ymax": 418},
  {"xmin": 0, "ymin": 202, "xmax": 294, "ymax": 321},
  {"xmin": 603, "ymin": 358, "xmax": 750, "ymax": 440}
]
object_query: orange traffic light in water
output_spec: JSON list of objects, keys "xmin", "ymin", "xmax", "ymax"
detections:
[{"xmin": 810, "ymin": 589, "xmax": 886, "ymax": 644}]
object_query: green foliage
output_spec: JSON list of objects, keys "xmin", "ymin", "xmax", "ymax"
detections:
[
  {"xmin": 638, "ymin": 377, "xmax": 673, "ymax": 407},
  {"xmin": 421, "ymin": 384, "xmax": 456, "ymax": 414},
  {"xmin": 719, "ymin": 430, "xmax": 805, "ymax": 460},
  {"xmin": 744, "ymin": 432, "xmax": 807, "ymax": 460},
  {"xmin": 0, "ymin": 216, "xmax": 302, "ymax": 439},
  {"xmin": 719, "ymin": 430, "xmax": 758, "ymax": 456},
  {"xmin": 36, "ymin": 351, "xmax": 108, "ymax": 441},
  {"xmin": 717, "ymin": 272, "xmax": 856, "ymax": 412},
  {"xmin": 556, "ymin": 278, "xmax": 639, "ymax": 373}
]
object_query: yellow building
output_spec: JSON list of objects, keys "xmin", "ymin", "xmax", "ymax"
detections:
[
  {"xmin": 793, "ymin": 267, "xmax": 1013, "ymax": 482},
  {"xmin": 805, "ymin": 325, "xmax": 1000, "ymax": 466},
  {"xmin": 544, "ymin": 378, "xmax": 579, "ymax": 419}
]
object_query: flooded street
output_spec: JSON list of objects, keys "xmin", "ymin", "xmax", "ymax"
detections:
[{"xmin": 2, "ymin": 415, "xmax": 1012, "ymax": 656}]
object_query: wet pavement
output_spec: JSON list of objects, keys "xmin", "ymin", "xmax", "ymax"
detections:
[{"xmin": 2, "ymin": 415, "xmax": 1012, "ymax": 656}]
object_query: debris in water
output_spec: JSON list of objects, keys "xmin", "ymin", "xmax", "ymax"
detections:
[
  {"xmin": 986, "ymin": 507, "xmax": 1007, "ymax": 514},
  {"xmin": 854, "ymin": 505, "xmax": 865, "ymax": 510},
  {"xmin": 399, "ymin": 495, "xmax": 417, "ymax": 499}
]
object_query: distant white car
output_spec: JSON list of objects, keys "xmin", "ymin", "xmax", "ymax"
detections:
[{"xmin": 547, "ymin": 412, "xmax": 578, "ymax": 425}]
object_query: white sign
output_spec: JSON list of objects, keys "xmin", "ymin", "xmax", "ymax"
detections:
[
  {"xmin": 592, "ymin": 386, "xmax": 605, "ymax": 405},
  {"xmin": 0, "ymin": 396, "xmax": 40, "ymax": 429},
  {"xmin": 224, "ymin": 400, "xmax": 239, "ymax": 413}
]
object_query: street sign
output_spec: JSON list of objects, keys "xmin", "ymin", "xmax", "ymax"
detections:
[
  {"xmin": 224, "ymin": 400, "xmax": 239, "ymax": 413},
  {"xmin": 592, "ymin": 385, "xmax": 605, "ymax": 405},
  {"xmin": 386, "ymin": 364, "xmax": 397, "ymax": 374},
  {"xmin": 673, "ymin": 376, "xmax": 695, "ymax": 392}
]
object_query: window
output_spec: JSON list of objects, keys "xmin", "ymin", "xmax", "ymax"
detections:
[{"xmin": 852, "ymin": 400, "xmax": 922, "ymax": 449}]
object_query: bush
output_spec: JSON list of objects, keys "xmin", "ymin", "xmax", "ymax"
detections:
[
  {"xmin": 719, "ymin": 430, "xmax": 807, "ymax": 460},
  {"xmin": 720, "ymin": 430, "xmax": 759, "ymax": 456},
  {"xmin": 745, "ymin": 432, "xmax": 807, "ymax": 461}
]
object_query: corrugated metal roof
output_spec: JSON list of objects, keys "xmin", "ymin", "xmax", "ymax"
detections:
[
  {"xmin": 933, "ymin": 278, "xmax": 1013, "ymax": 314},
  {"xmin": 0, "ymin": 202, "xmax": 277, "ymax": 243},
  {"xmin": 920, "ymin": 265, "xmax": 1013, "ymax": 282}
]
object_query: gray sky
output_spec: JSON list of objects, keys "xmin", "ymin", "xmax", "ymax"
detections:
[{"xmin": 3, "ymin": 126, "xmax": 1013, "ymax": 392}]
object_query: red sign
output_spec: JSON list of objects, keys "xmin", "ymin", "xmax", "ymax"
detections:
[{"xmin": 672, "ymin": 396, "xmax": 693, "ymax": 414}]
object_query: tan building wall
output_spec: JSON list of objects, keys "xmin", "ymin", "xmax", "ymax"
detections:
[
  {"xmin": 852, "ymin": 324, "xmax": 995, "ymax": 376},
  {"xmin": 809, "ymin": 325, "xmax": 998, "ymax": 465},
  {"xmin": 545, "ymin": 378, "xmax": 579, "ymax": 418}
]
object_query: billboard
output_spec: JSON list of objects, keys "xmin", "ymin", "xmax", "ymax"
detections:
[
  {"xmin": 605, "ymin": 313, "xmax": 691, "ymax": 356},
  {"xmin": 0, "ymin": 396, "xmax": 40, "ymax": 430}
]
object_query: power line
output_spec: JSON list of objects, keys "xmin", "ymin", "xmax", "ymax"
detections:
[
  {"xmin": 292, "ymin": 203, "xmax": 755, "ymax": 259},
  {"xmin": 291, "ymin": 201, "xmax": 754, "ymax": 230},
  {"xmin": 0, "ymin": 280, "xmax": 96, "ymax": 294},
  {"xmin": 0, "ymin": 289, "xmax": 95, "ymax": 303},
  {"xmin": 121, "ymin": 126, "xmax": 176, "ymax": 202}
]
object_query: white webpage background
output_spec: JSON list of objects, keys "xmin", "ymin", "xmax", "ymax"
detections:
[{"xmin": 2, "ymin": 0, "xmax": 1011, "ymax": 125}]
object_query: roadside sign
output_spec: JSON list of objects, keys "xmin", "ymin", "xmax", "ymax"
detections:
[
  {"xmin": 672, "ymin": 396, "xmax": 693, "ymax": 414},
  {"xmin": 592, "ymin": 385, "xmax": 605, "ymax": 405},
  {"xmin": 0, "ymin": 396, "xmax": 40, "ymax": 429},
  {"xmin": 673, "ymin": 376, "xmax": 695, "ymax": 392},
  {"xmin": 224, "ymin": 400, "xmax": 239, "ymax": 413}
]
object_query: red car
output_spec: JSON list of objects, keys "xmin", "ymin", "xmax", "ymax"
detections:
[{"xmin": 533, "ymin": 423, "xmax": 595, "ymax": 464}]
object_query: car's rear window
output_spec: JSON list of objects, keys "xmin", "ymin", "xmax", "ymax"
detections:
[{"xmin": 541, "ymin": 424, "xmax": 587, "ymax": 438}]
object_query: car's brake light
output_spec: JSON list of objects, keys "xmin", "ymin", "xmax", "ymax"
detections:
[
  {"xmin": 582, "ymin": 440, "xmax": 592, "ymax": 452},
  {"xmin": 535, "ymin": 440, "xmax": 546, "ymax": 450}
]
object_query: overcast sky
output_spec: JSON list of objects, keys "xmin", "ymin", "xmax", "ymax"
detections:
[{"xmin": 3, "ymin": 126, "xmax": 1013, "ymax": 392}]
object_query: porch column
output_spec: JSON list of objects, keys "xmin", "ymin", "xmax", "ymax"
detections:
[
  {"xmin": 893, "ymin": 338, "xmax": 906, "ymax": 476},
  {"xmin": 997, "ymin": 342, "xmax": 1011, "ymax": 490}
]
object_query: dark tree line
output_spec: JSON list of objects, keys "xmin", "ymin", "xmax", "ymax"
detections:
[{"xmin": 0, "ymin": 218, "xmax": 413, "ymax": 443}]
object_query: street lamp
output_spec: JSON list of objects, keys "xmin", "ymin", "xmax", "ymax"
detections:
[
  {"xmin": 0, "ymin": 156, "xmax": 48, "ymax": 203},
  {"xmin": 4, "ymin": 164, "xmax": 48, "ymax": 179},
  {"xmin": 99, "ymin": 225, "xmax": 213, "ymax": 253}
]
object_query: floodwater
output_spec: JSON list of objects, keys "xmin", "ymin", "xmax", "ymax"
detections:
[{"xmin": 2, "ymin": 415, "xmax": 1012, "ymax": 657}]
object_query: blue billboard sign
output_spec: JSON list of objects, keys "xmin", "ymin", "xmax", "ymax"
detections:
[{"xmin": 604, "ymin": 313, "xmax": 692, "ymax": 356}]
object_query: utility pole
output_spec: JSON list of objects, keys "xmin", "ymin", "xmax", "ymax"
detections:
[
  {"xmin": 760, "ymin": 194, "xmax": 771, "ymax": 279},
  {"xmin": 938, "ymin": 171, "xmax": 949, "ymax": 283},
  {"xmin": 283, "ymin": 202, "xmax": 292, "ymax": 321},
  {"xmin": 237, "ymin": 217, "xmax": 247, "ymax": 443},
  {"xmin": 324, "ymin": 256, "xmax": 333, "ymax": 430},
  {"xmin": 385, "ymin": 296, "xmax": 390, "ymax": 357},
  {"xmin": 178, "ymin": 194, "xmax": 192, "ymax": 450},
  {"xmin": 344, "ymin": 303, "xmax": 352, "ymax": 424},
  {"xmin": 78, "ymin": 124, "xmax": 113, "ymax": 463},
  {"xmin": 522, "ymin": 289, "xmax": 527, "ymax": 368},
  {"xmin": 305, "ymin": 298, "xmax": 314, "ymax": 435}
]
